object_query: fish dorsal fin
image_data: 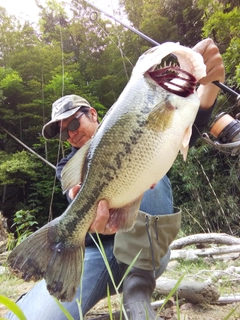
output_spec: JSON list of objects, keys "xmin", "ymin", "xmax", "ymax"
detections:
[
  {"xmin": 180, "ymin": 125, "xmax": 192, "ymax": 161},
  {"xmin": 61, "ymin": 140, "xmax": 91, "ymax": 193}
]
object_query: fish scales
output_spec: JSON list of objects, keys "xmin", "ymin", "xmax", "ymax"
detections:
[
  {"xmin": 61, "ymin": 91, "xmax": 175, "ymax": 241},
  {"xmin": 8, "ymin": 42, "xmax": 206, "ymax": 301}
]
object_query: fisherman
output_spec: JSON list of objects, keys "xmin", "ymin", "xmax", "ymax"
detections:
[{"xmin": 5, "ymin": 38, "xmax": 224, "ymax": 320}]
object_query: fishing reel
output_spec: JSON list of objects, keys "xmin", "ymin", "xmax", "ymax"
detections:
[
  {"xmin": 202, "ymin": 96, "xmax": 240, "ymax": 156},
  {"xmin": 201, "ymin": 81, "xmax": 240, "ymax": 156}
]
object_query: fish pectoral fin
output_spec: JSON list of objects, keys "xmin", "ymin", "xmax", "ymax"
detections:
[
  {"xmin": 180, "ymin": 124, "xmax": 192, "ymax": 161},
  {"xmin": 7, "ymin": 219, "xmax": 85, "ymax": 302},
  {"xmin": 61, "ymin": 140, "xmax": 91, "ymax": 193},
  {"xmin": 107, "ymin": 196, "xmax": 142, "ymax": 232},
  {"xmin": 147, "ymin": 101, "xmax": 174, "ymax": 132}
]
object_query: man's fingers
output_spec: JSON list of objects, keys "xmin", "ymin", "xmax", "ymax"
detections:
[
  {"xmin": 89, "ymin": 200, "xmax": 117, "ymax": 234},
  {"xmin": 69, "ymin": 184, "xmax": 81, "ymax": 200},
  {"xmin": 193, "ymin": 38, "xmax": 225, "ymax": 85}
]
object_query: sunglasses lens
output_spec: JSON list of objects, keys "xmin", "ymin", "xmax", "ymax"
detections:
[
  {"xmin": 68, "ymin": 118, "xmax": 80, "ymax": 132},
  {"xmin": 57, "ymin": 113, "xmax": 83, "ymax": 141},
  {"xmin": 59, "ymin": 128, "xmax": 69, "ymax": 141}
]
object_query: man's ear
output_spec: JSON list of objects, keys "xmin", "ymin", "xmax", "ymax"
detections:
[{"xmin": 90, "ymin": 108, "xmax": 98, "ymax": 122}]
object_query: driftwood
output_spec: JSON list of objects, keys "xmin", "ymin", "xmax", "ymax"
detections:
[
  {"xmin": 216, "ymin": 295, "xmax": 240, "ymax": 304},
  {"xmin": 170, "ymin": 244, "xmax": 240, "ymax": 260},
  {"xmin": 155, "ymin": 277, "xmax": 220, "ymax": 303},
  {"xmin": 170, "ymin": 233, "xmax": 240, "ymax": 249}
]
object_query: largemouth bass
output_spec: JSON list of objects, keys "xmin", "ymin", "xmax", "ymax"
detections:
[{"xmin": 8, "ymin": 42, "xmax": 206, "ymax": 302}]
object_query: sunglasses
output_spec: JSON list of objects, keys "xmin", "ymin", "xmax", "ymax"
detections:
[{"xmin": 56, "ymin": 112, "xmax": 84, "ymax": 141}]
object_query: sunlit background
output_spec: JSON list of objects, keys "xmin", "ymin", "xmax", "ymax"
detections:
[{"xmin": 0, "ymin": 0, "xmax": 119, "ymax": 22}]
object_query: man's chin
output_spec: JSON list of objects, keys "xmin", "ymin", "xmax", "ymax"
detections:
[{"xmin": 73, "ymin": 137, "xmax": 88, "ymax": 148}]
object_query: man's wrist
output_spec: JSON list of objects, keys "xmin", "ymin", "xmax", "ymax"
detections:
[{"xmin": 197, "ymin": 83, "xmax": 220, "ymax": 110}]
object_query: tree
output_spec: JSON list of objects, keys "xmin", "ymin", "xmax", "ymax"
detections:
[{"xmin": 0, "ymin": 0, "xmax": 239, "ymax": 238}]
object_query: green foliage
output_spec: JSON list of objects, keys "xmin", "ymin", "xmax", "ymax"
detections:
[
  {"xmin": 122, "ymin": 0, "xmax": 204, "ymax": 46},
  {"xmin": 223, "ymin": 36, "xmax": 240, "ymax": 88},
  {"xmin": 197, "ymin": 0, "xmax": 240, "ymax": 89},
  {"xmin": 0, "ymin": 0, "xmax": 239, "ymax": 238},
  {"xmin": 0, "ymin": 151, "xmax": 39, "ymax": 184},
  {"xmin": 7, "ymin": 209, "xmax": 38, "ymax": 249},
  {"xmin": 169, "ymin": 139, "xmax": 240, "ymax": 235}
]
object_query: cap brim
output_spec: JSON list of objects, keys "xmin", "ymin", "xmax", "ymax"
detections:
[{"xmin": 42, "ymin": 107, "xmax": 81, "ymax": 139}]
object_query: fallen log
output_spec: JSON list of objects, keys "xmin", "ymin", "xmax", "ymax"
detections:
[
  {"xmin": 215, "ymin": 295, "xmax": 240, "ymax": 304},
  {"xmin": 170, "ymin": 233, "xmax": 240, "ymax": 250},
  {"xmin": 155, "ymin": 277, "xmax": 220, "ymax": 303},
  {"xmin": 170, "ymin": 244, "xmax": 240, "ymax": 260}
]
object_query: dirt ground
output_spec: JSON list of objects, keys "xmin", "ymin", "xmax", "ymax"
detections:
[
  {"xmin": 0, "ymin": 280, "xmax": 239, "ymax": 320},
  {"xmin": 84, "ymin": 294, "xmax": 240, "ymax": 320}
]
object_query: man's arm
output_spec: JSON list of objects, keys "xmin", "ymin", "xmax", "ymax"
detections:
[{"xmin": 189, "ymin": 38, "xmax": 225, "ymax": 147}]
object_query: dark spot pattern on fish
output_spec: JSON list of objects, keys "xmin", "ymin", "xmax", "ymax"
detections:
[
  {"xmin": 136, "ymin": 119, "xmax": 146, "ymax": 127},
  {"xmin": 53, "ymin": 224, "xmax": 71, "ymax": 240},
  {"xmin": 104, "ymin": 171, "xmax": 115, "ymax": 182},
  {"xmin": 130, "ymin": 135, "xmax": 138, "ymax": 144},
  {"xmin": 119, "ymin": 142, "xmax": 131, "ymax": 154},
  {"xmin": 61, "ymin": 185, "xmax": 105, "ymax": 235},
  {"xmin": 114, "ymin": 151, "xmax": 127, "ymax": 169},
  {"xmin": 56, "ymin": 114, "xmax": 152, "ymax": 241},
  {"xmin": 106, "ymin": 164, "xmax": 118, "ymax": 176}
]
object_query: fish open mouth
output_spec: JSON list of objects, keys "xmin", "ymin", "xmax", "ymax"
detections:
[{"xmin": 148, "ymin": 66, "xmax": 197, "ymax": 98}]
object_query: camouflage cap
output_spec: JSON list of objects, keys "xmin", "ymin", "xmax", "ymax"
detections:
[{"xmin": 42, "ymin": 95, "xmax": 91, "ymax": 139}]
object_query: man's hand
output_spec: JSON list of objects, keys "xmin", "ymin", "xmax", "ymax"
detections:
[
  {"xmin": 68, "ymin": 185, "xmax": 81, "ymax": 199},
  {"xmin": 89, "ymin": 200, "xmax": 117, "ymax": 235},
  {"xmin": 193, "ymin": 38, "xmax": 225, "ymax": 109},
  {"xmin": 69, "ymin": 186, "xmax": 117, "ymax": 235}
]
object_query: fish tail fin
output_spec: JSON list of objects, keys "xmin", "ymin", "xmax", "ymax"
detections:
[
  {"xmin": 46, "ymin": 243, "xmax": 84, "ymax": 301},
  {"xmin": 8, "ymin": 220, "xmax": 85, "ymax": 302}
]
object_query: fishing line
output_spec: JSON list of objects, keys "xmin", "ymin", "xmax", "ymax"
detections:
[
  {"xmin": 84, "ymin": 0, "xmax": 240, "ymax": 101},
  {"xmin": 89, "ymin": 10, "xmax": 133, "ymax": 81},
  {"xmin": 0, "ymin": 126, "xmax": 56, "ymax": 170},
  {"xmin": 43, "ymin": 16, "xmax": 67, "ymax": 222}
]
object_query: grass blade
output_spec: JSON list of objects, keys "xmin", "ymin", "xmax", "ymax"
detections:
[
  {"xmin": 223, "ymin": 305, "xmax": 239, "ymax": 320},
  {"xmin": 159, "ymin": 272, "xmax": 186, "ymax": 311},
  {"xmin": 107, "ymin": 285, "xmax": 113, "ymax": 320},
  {"xmin": 0, "ymin": 295, "xmax": 27, "ymax": 320},
  {"xmin": 53, "ymin": 298, "xmax": 74, "ymax": 320}
]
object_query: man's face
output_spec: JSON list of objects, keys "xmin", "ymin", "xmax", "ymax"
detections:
[{"xmin": 59, "ymin": 108, "xmax": 98, "ymax": 148}]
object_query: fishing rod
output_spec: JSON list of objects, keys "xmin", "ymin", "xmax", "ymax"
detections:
[
  {"xmin": 84, "ymin": 0, "xmax": 240, "ymax": 101},
  {"xmin": 85, "ymin": 1, "xmax": 240, "ymax": 155},
  {"xmin": 1, "ymin": 125, "xmax": 56, "ymax": 170}
]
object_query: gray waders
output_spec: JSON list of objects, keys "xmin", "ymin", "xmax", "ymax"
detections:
[{"xmin": 114, "ymin": 209, "xmax": 181, "ymax": 320}]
